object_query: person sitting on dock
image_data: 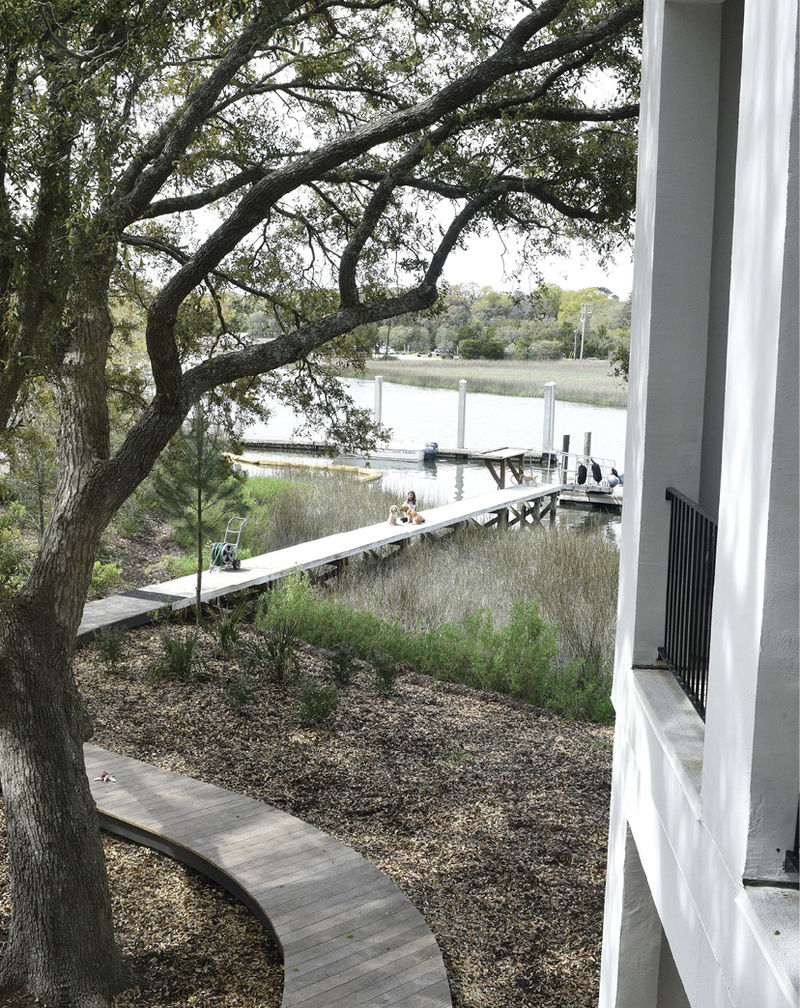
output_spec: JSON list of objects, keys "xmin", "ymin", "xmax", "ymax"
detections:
[{"xmin": 399, "ymin": 490, "xmax": 418, "ymax": 521}]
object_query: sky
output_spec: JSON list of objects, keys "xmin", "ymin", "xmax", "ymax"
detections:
[{"xmin": 442, "ymin": 231, "xmax": 635, "ymax": 300}]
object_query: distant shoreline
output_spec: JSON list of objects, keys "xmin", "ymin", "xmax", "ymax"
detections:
[{"xmin": 341, "ymin": 356, "xmax": 628, "ymax": 409}]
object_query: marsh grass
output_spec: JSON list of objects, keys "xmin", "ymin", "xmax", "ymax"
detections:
[
  {"xmin": 349, "ymin": 357, "xmax": 627, "ymax": 408},
  {"xmin": 257, "ymin": 524, "xmax": 618, "ymax": 721},
  {"xmin": 241, "ymin": 474, "xmax": 433, "ymax": 556},
  {"xmin": 332, "ymin": 524, "xmax": 618, "ymax": 675}
]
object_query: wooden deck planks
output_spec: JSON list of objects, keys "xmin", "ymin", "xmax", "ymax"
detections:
[{"xmin": 84, "ymin": 745, "xmax": 451, "ymax": 1007}]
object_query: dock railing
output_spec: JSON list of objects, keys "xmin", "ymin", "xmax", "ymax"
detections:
[{"xmin": 658, "ymin": 487, "xmax": 718, "ymax": 719}]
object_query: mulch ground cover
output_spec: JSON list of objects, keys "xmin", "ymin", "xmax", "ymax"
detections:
[
  {"xmin": 1, "ymin": 613, "xmax": 614, "ymax": 1006},
  {"xmin": 50, "ymin": 616, "xmax": 609, "ymax": 1006}
]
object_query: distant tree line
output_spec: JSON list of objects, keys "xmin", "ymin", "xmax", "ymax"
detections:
[{"xmin": 328, "ymin": 282, "xmax": 633, "ymax": 363}]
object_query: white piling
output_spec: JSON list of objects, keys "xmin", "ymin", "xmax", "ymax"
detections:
[
  {"xmin": 374, "ymin": 375, "xmax": 383, "ymax": 424},
  {"xmin": 457, "ymin": 379, "xmax": 467, "ymax": 449},
  {"xmin": 543, "ymin": 382, "xmax": 556, "ymax": 453}
]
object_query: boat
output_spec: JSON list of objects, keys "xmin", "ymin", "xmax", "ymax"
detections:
[{"xmin": 356, "ymin": 444, "xmax": 427, "ymax": 463}]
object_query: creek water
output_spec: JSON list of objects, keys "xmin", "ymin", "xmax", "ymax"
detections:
[{"xmin": 243, "ymin": 376, "xmax": 627, "ymax": 539}]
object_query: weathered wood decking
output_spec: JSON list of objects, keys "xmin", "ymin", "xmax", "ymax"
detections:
[
  {"xmin": 78, "ymin": 483, "xmax": 560, "ymax": 641},
  {"xmin": 85, "ymin": 746, "xmax": 451, "ymax": 1007}
]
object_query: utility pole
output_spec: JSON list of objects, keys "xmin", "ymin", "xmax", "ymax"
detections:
[{"xmin": 579, "ymin": 303, "xmax": 592, "ymax": 359}]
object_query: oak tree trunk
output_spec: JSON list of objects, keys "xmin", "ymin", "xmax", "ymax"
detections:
[{"xmin": 0, "ymin": 606, "xmax": 129, "ymax": 1007}]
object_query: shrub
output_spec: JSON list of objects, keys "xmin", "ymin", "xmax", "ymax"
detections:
[
  {"xmin": 329, "ymin": 642, "xmax": 358, "ymax": 686},
  {"xmin": 89, "ymin": 560, "xmax": 124, "ymax": 600},
  {"xmin": 260, "ymin": 617, "xmax": 299, "ymax": 683},
  {"xmin": 224, "ymin": 674, "xmax": 257, "ymax": 712},
  {"xmin": 295, "ymin": 681, "xmax": 339, "ymax": 725},
  {"xmin": 94, "ymin": 627, "xmax": 125, "ymax": 672},
  {"xmin": 371, "ymin": 650, "xmax": 398, "ymax": 692},
  {"xmin": 0, "ymin": 501, "xmax": 28, "ymax": 592},
  {"xmin": 145, "ymin": 628, "xmax": 198, "ymax": 682},
  {"xmin": 213, "ymin": 595, "xmax": 252, "ymax": 655}
]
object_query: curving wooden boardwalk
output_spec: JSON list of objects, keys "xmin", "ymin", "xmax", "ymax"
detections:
[{"xmin": 86, "ymin": 744, "xmax": 452, "ymax": 1007}]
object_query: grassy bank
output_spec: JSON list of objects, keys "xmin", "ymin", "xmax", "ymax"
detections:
[
  {"xmin": 345, "ymin": 356, "xmax": 628, "ymax": 408},
  {"xmin": 258, "ymin": 521, "xmax": 618, "ymax": 723},
  {"xmin": 132, "ymin": 472, "xmax": 618, "ymax": 721}
]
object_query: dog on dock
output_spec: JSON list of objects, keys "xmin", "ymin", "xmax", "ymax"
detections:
[
  {"xmin": 388, "ymin": 505, "xmax": 404, "ymax": 525},
  {"xmin": 400, "ymin": 503, "xmax": 425, "ymax": 524}
]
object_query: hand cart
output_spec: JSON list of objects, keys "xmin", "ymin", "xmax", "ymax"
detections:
[{"xmin": 209, "ymin": 517, "xmax": 246, "ymax": 571}]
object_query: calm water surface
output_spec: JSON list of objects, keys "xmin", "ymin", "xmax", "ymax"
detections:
[{"xmin": 243, "ymin": 378, "xmax": 626, "ymax": 540}]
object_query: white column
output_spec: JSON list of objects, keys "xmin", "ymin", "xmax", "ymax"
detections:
[
  {"xmin": 614, "ymin": 0, "xmax": 723, "ymax": 675},
  {"xmin": 374, "ymin": 375, "xmax": 383, "ymax": 424},
  {"xmin": 457, "ymin": 379, "xmax": 467, "ymax": 449},
  {"xmin": 703, "ymin": 2, "xmax": 799, "ymax": 881},
  {"xmin": 542, "ymin": 381, "xmax": 555, "ymax": 453}
]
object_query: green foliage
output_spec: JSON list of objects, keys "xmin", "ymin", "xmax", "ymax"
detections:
[
  {"xmin": 256, "ymin": 617, "xmax": 299, "ymax": 683},
  {"xmin": 145, "ymin": 628, "xmax": 199, "ymax": 682},
  {"xmin": 371, "ymin": 651, "xmax": 398, "ymax": 693},
  {"xmin": 212, "ymin": 595, "xmax": 252, "ymax": 655},
  {"xmin": 610, "ymin": 335, "xmax": 630, "ymax": 384},
  {"xmin": 89, "ymin": 561, "xmax": 124, "ymax": 600},
  {"xmin": 374, "ymin": 284, "xmax": 632, "ymax": 370},
  {"xmin": 223, "ymin": 674, "xmax": 258, "ymax": 712},
  {"xmin": 0, "ymin": 502, "xmax": 29, "ymax": 593},
  {"xmin": 295, "ymin": 681, "xmax": 339, "ymax": 726},
  {"xmin": 93, "ymin": 628, "xmax": 125, "ymax": 673},
  {"xmin": 152, "ymin": 403, "xmax": 247, "ymax": 621},
  {"xmin": 257, "ymin": 575, "xmax": 565, "ymax": 710},
  {"xmin": 254, "ymin": 519, "xmax": 619, "ymax": 723},
  {"xmin": 329, "ymin": 642, "xmax": 358, "ymax": 686}
]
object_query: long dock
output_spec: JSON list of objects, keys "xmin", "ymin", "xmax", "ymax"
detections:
[{"xmin": 78, "ymin": 483, "xmax": 561, "ymax": 641}]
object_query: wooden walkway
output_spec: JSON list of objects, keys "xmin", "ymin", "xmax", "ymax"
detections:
[
  {"xmin": 74, "ymin": 484, "xmax": 561, "ymax": 1006},
  {"xmin": 75, "ymin": 487, "xmax": 569, "ymax": 1005},
  {"xmin": 79, "ymin": 483, "xmax": 560, "ymax": 641},
  {"xmin": 85, "ymin": 745, "xmax": 451, "ymax": 1008}
]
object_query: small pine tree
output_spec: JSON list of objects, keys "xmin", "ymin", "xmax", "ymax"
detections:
[{"xmin": 151, "ymin": 404, "xmax": 247, "ymax": 622}]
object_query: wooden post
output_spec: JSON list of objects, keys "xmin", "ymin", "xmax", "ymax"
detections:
[
  {"xmin": 457, "ymin": 379, "xmax": 467, "ymax": 449},
  {"xmin": 584, "ymin": 431, "xmax": 592, "ymax": 458}
]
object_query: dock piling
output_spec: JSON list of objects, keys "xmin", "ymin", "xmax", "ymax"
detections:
[
  {"xmin": 560, "ymin": 434, "xmax": 571, "ymax": 484},
  {"xmin": 457, "ymin": 379, "xmax": 467, "ymax": 449},
  {"xmin": 374, "ymin": 375, "xmax": 383, "ymax": 423},
  {"xmin": 543, "ymin": 382, "xmax": 555, "ymax": 454}
]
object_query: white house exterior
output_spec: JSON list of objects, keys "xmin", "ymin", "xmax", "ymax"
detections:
[{"xmin": 599, "ymin": 1, "xmax": 799, "ymax": 1007}]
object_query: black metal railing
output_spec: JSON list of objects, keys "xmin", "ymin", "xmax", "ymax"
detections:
[{"xmin": 658, "ymin": 487, "xmax": 718, "ymax": 719}]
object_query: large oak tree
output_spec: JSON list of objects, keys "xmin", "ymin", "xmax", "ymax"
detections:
[{"xmin": 0, "ymin": 0, "xmax": 641, "ymax": 1003}]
